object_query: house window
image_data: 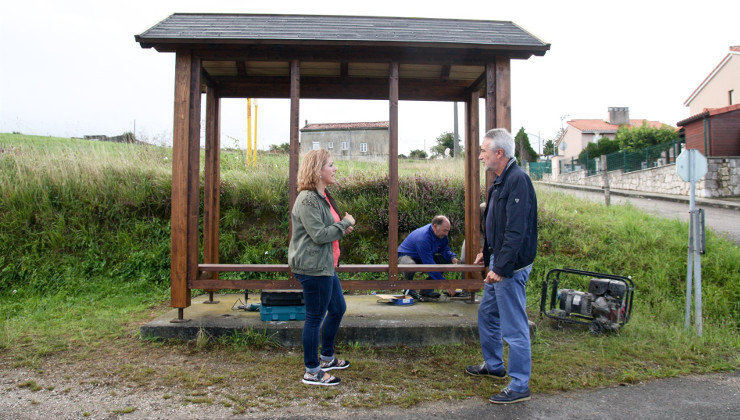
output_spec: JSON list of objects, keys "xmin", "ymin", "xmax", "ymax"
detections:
[
  {"xmin": 360, "ymin": 143, "xmax": 368, "ymax": 153},
  {"xmin": 341, "ymin": 141, "xmax": 349, "ymax": 150},
  {"xmin": 312, "ymin": 141, "xmax": 320, "ymax": 150},
  {"xmin": 730, "ymin": 90, "xmax": 735, "ymax": 105},
  {"xmin": 327, "ymin": 142, "xmax": 333, "ymax": 150}
]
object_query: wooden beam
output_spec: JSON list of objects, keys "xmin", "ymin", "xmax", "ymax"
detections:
[
  {"xmin": 198, "ymin": 263, "xmax": 486, "ymax": 273},
  {"xmin": 170, "ymin": 51, "xmax": 201, "ymax": 309},
  {"xmin": 289, "ymin": 60, "xmax": 300, "ymax": 235},
  {"xmin": 203, "ymin": 86, "xmax": 221, "ymax": 290},
  {"xmin": 214, "ymin": 76, "xmax": 469, "ymax": 101},
  {"xmin": 494, "ymin": 56, "xmax": 511, "ymax": 132},
  {"xmin": 485, "ymin": 63, "xmax": 496, "ymax": 192},
  {"xmin": 440, "ymin": 63, "xmax": 451, "ymax": 82},
  {"xmin": 201, "ymin": 68, "xmax": 216, "ymax": 88},
  {"xmin": 236, "ymin": 61, "xmax": 246, "ymax": 76},
  {"xmin": 388, "ymin": 62, "xmax": 399, "ymax": 282},
  {"xmin": 464, "ymin": 89, "xmax": 481, "ymax": 268},
  {"xmin": 189, "ymin": 45, "xmax": 536, "ymax": 65},
  {"xmin": 191, "ymin": 279, "xmax": 484, "ymax": 291},
  {"xmin": 468, "ymin": 70, "xmax": 486, "ymax": 94},
  {"xmin": 340, "ymin": 62, "xmax": 349, "ymax": 78}
]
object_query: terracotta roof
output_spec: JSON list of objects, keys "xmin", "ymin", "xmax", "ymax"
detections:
[
  {"xmin": 676, "ymin": 103, "xmax": 740, "ymax": 126},
  {"xmin": 731, "ymin": 46, "xmax": 740, "ymax": 52},
  {"xmin": 301, "ymin": 121, "xmax": 389, "ymax": 131},
  {"xmin": 567, "ymin": 119, "xmax": 669, "ymax": 133}
]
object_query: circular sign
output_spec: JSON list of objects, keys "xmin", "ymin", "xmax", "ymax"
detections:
[{"xmin": 676, "ymin": 149, "xmax": 708, "ymax": 182}]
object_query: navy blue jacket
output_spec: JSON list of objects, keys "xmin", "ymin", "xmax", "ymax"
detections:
[
  {"xmin": 483, "ymin": 159, "xmax": 538, "ymax": 278},
  {"xmin": 398, "ymin": 224, "xmax": 457, "ymax": 280}
]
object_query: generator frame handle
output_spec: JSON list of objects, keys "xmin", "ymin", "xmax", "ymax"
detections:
[{"xmin": 540, "ymin": 268, "xmax": 634, "ymax": 327}]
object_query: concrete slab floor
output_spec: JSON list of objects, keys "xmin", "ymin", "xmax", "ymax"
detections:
[{"xmin": 140, "ymin": 293, "xmax": 483, "ymax": 347}]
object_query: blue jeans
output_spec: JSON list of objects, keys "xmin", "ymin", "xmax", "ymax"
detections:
[
  {"xmin": 478, "ymin": 256, "xmax": 532, "ymax": 392},
  {"xmin": 296, "ymin": 272, "xmax": 346, "ymax": 372}
]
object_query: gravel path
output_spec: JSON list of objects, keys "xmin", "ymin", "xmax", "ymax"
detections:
[{"xmin": 1, "ymin": 363, "xmax": 736, "ymax": 419}]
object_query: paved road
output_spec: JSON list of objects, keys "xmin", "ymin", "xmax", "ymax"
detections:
[{"xmin": 537, "ymin": 185, "xmax": 740, "ymax": 245}]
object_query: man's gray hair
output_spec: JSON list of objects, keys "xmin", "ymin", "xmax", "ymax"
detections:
[
  {"xmin": 431, "ymin": 215, "xmax": 449, "ymax": 226},
  {"xmin": 484, "ymin": 128, "xmax": 515, "ymax": 159}
]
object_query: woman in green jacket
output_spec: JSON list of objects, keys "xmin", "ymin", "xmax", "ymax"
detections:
[{"xmin": 288, "ymin": 149, "xmax": 355, "ymax": 386}]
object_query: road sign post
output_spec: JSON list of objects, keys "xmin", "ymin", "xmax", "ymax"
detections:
[{"xmin": 676, "ymin": 149, "xmax": 707, "ymax": 336}]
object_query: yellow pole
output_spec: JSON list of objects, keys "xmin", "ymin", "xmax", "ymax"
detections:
[
  {"xmin": 246, "ymin": 98, "xmax": 252, "ymax": 165},
  {"xmin": 253, "ymin": 99, "xmax": 258, "ymax": 163}
]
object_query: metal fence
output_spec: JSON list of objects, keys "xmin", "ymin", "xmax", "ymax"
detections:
[
  {"xmin": 529, "ymin": 160, "xmax": 552, "ymax": 180},
  {"xmin": 560, "ymin": 139, "xmax": 684, "ymax": 176}
]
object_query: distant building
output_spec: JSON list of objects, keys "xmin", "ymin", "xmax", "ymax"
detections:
[
  {"xmin": 684, "ymin": 46, "xmax": 739, "ymax": 116},
  {"xmin": 555, "ymin": 107, "xmax": 671, "ymax": 159},
  {"xmin": 300, "ymin": 121, "xmax": 389, "ymax": 160}
]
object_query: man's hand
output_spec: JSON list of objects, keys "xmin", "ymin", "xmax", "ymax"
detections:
[
  {"xmin": 484, "ymin": 270, "xmax": 504, "ymax": 284},
  {"xmin": 451, "ymin": 258, "xmax": 460, "ymax": 264},
  {"xmin": 473, "ymin": 252, "xmax": 485, "ymax": 265}
]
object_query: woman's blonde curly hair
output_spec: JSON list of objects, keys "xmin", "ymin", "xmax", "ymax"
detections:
[{"xmin": 297, "ymin": 148, "xmax": 331, "ymax": 191}]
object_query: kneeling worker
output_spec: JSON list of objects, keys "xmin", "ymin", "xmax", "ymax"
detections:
[{"xmin": 397, "ymin": 215, "xmax": 459, "ymax": 300}]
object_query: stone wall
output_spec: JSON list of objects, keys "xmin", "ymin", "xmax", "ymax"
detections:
[{"xmin": 546, "ymin": 157, "xmax": 740, "ymax": 198}]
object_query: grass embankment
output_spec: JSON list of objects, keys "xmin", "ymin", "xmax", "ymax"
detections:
[{"xmin": 0, "ymin": 133, "xmax": 738, "ymax": 411}]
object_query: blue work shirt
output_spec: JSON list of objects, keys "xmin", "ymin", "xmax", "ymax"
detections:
[{"xmin": 398, "ymin": 224, "xmax": 458, "ymax": 280}]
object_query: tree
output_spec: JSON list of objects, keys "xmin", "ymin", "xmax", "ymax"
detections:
[
  {"xmin": 578, "ymin": 136, "xmax": 621, "ymax": 162},
  {"xmin": 542, "ymin": 139, "xmax": 555, "ymax": 156},
  {"xmin": 269, "ymin": 142, "xmax": 290, "ymax": 153},
  {"xmin": 431, "ymin": 132, "xmax": 462, "ymax": 158},
  {"xmin": 514, "ymin": 127, "xmax": 538, "ymax": 163},
  {"xmin": 409, "ymin": 149, "xmax": 427, "ymax": 159},
  {"xmin": 615, "ymin": 122, "xmax": 677, "ymax": 151}
]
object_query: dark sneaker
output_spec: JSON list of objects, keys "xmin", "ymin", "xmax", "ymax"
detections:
[
  {"xmin": 320, "ymin": 357, "xmax": 350, "ymax": 371},
  {"xmin": 465, "ymin": 363, "xmax": 506, "ymax": 377},
  {"xmin": 301, "ymin": 370, "xmax": 340, "ymax": 386},
  {"xmin": 420, "ymin": 291, "xmax": 441, "ymax": 299},
  {"xmin": 488, "ymin": 387, "xmax": 531, "ymax": 404},
  {"xmin": 403, "ymin": 289, "xmax": 422, "ymax": 301}
]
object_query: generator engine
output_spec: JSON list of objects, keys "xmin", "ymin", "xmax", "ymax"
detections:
[
  {"xmin": 541, "ymin": 269, "xmax": 634, "ymax": 334},
  {"xmin": 556, "ymin": 278, "xmax": 628, "ymax": 332}
]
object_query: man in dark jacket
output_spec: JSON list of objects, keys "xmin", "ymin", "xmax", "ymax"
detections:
[{"xmin": 466, "ymin": 128, "xmax": 538, "ymax": 404}]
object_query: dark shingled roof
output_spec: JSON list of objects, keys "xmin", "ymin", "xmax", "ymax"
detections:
[{"xmin": 136, "ymin": 13, "xmax": 549, "ymax": 54}]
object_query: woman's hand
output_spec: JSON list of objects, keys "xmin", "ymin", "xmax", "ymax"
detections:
[
  {"xmin": 345, "ymin": 225, "xmax": 354, "ymax": 234},
  {"xmin": 342, "ymin": 212, "xmax": 355, "ymax": 226}
]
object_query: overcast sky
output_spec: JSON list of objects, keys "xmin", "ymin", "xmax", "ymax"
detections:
[{"xmin": 1, "ymin": 0, "xmax": 738, "ymax": 154}]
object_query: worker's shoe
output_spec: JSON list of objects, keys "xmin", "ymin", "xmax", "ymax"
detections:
[
  {"xmin": 465, "ymin": 363, "xmax": 506, "ymax": 378},
  {"xmin": 403, "ymin": 289, "xmax": 422, "ymax": 301},
  {"xmin": 420, "ymin": 291, "xmax": 441, "ymax": 299},
  {"xmin": 488, "ymin": 387, "xmax": 531, "ymax": 404}
]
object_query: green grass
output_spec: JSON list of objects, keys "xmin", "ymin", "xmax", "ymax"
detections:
[{"xmin": 0, "ymin": 133, "xmax": 738, "ymax": 409}]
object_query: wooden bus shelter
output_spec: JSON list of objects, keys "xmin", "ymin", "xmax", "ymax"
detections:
[{"xmin": 135, "ymin": 14, "xmax": 549, "ymax": 320}]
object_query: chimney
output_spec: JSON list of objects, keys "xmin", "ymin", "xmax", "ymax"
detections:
[
  {"xmin": 608, "ymin": 107, "xmax": 629, "ymax": 125},
  {"xmin": 305, "ymin": 120, "xmax": 308, "ymax": 127}
]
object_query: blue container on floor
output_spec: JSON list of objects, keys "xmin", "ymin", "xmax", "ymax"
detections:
[{"xmin": 260, "ymin": 305, "xmax": 306, "ymax": 321}]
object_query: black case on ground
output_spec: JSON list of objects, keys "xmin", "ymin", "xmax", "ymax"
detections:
[{"xmin": 260, "ymin": 289, "xmax": 305, "ymax": 306}]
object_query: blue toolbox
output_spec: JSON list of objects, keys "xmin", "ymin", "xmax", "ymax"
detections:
[{"xmin": 260, "ymin": 305, "xmax": 306, "ymax": 321}]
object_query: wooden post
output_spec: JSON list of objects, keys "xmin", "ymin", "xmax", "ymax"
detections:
[
  {"xmin": 601, "ymin": 155, "xmax": 611, "ymax": 206},
  {"xmin": 203, "ymin": 86, "xmax": 221, "ymax": 303},
  {"xmin": 495, "ymin": 57, "xmax": 511, "ymax": 134},
  {"xmin": 289, "ymin": 60, "xmax": 300, "ymax": 231},
  {"xmin": 388, "ymin": 62, "xmax": 399, "ymax": 282},
  {"xmin": 485, "ymin": 63, "xmax": 496, "ymax": 192},
  {"xmin": 170, "ymin": 51, "xmax": 201, "ymax": 314},
  {"xmin": 464, "ymin": 90, "xmax": 480, "ymax": 268}
]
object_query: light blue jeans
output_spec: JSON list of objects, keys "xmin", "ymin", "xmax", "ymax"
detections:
[{"xmin": 478, "ymin": 256, "xmax": 532, "ymax": 392}]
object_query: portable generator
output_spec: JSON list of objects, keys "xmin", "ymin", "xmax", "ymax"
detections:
[{"xmin": 540, "ymin": 268, "xmax": 634, "ymax": 334}]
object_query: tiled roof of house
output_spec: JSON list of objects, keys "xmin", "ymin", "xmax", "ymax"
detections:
[
  {"xmin": 567, "ymin": 119, "xmax": 669, "ymax": 133},
  {"xmin": 677, "ymin": 103, "xmax": 740, "ymax": 126},
  {"xmin": 301, "ymin": 121, "xmax": 389, "ymax": 131}
]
